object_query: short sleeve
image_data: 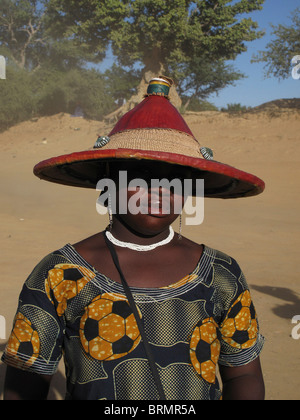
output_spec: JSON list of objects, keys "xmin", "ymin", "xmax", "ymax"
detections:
[
  {"xmin": 217, "ymin": 260, "xmax": 265, "ymax": 367},
  {"xmin": 1, "ymin": 252, "xmax": 68, "ymax": 375}
]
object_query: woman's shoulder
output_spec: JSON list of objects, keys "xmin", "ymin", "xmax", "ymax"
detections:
[
  {"xmin": 29, "ymin": 245, "xmax": 72, "ymax": 274},
  {"xmin": 203, "ymin": 245, "xmax": 248, "ymax": 292},
  {"xmin": 24, "ymin": 242, "xmax": 100, "ymax": 293},
  {"xmin": 206, "ymin": 246, "xmax": 241, "ymax": 267},
  {"xmin": 199, "ymin": 245, "xmax": 245, "ymax": 285},
  {"xmin": 24, "ymin": 236, "xmax": 103, "ymax": 281},
  {"xmin": 179, "ymin": 238, "xmax": 242, "ymax": 272}
]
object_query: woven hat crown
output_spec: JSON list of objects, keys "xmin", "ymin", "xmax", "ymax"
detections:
[
  {"xmin": 109, "ymin": 77, "xmax": 193, "ymax": 137},
  {"xmin": 93, "ymin": 76, "xmax": 206, "ymax": 160}
]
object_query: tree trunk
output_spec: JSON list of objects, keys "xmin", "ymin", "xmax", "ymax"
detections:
[
  {"xmin": 104, "ymin": 64, "xmax": 182, "ymax": 124},
  {"xmin": 182, "ymin": 96, "xmax": 192, "ymax": 113}
]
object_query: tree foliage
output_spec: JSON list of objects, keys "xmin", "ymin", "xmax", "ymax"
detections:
[
  {"xmin": 0, "ymin": 0, "xmax": 48, "ymax": 70},
  {"xmin": 177, "ymin": 57, "xmax": 244, "ymax": 111},
  {"xmin": 110, "ymin": 0, "xmax": 265, "ymax": 71},
  {"xmin": 0, "ymin": 0, "xmax": 99, "ymax": 71},
  {"xmin": 51, "ymin": 0, "xmax": 265, "ymax": 102},
  {"xmin": 252, "ymin": 8, "xmax": 300, "ymax": 80}
]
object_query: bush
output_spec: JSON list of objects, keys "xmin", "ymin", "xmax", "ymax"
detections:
[
  {"xmin": 221, "ymin": 103, "xmax": 252, "ymax": 113},
  {"xmin": 181, "ymin": 96, "xmax": 218, "ymax": 113},
  {"xmin": 0, "ymin": 65, "xmax": 118, "ymax": 131},
  {"xmin": 32, "ymin": 67, "xmax": 117, "ymax": 120},
  {"xmin": 0, "ymin": 67, "xmax": 36, "ymax": 131}
]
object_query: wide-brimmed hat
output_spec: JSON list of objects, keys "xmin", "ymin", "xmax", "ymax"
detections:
[{"xmin": 33, "ymin": 77, "xmax": 265, "ymax": 198}]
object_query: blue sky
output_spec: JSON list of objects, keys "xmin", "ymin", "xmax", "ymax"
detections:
[{"xmin": 208, "ymin": 0, "xmax": 300, "ymax": 108}]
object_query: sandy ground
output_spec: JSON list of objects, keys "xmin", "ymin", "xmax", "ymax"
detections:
[{"xmin": 0, "ymin": 108, "xmax": 299, "ymax": 400}]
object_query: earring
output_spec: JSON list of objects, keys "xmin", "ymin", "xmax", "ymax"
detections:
[
  {"xmin": 108, "ymin": 193, "xmax": 113, "ymax": 231},
  {"xmin": 178, "ymin": 213, "xmax": 182, "ymax": 240}
]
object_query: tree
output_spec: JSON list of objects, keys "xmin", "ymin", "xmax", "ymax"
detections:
[
  {"xmin": 51, "ymin": 0, "xmax": 265, "ymax": 112},
  {"xmin": 111, "ymin": 0, "xmax": 265, "ymax": 71},
  {"xmin": 0, "ymin": 0, "xmax": 49, "ymax": 71},
  {"xmin": 104, "ymin": 64, "xmax": 141, "ymax": 104},
  {"xmin": 252, "ymin": 8, "xmax": 300, "ymax": 80},
  {"xmin": 177, "ymin": 57, "xmax": 244, "ymax": 111},
  {"xmin": 0, "ymin": 0, "xmax": 123, "ymax": 128},
  {"xmin": 0, "ymin": 0, "xmax": 99, "ymax": 71}
]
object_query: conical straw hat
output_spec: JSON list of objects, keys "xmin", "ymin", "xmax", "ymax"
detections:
[{"xmin": 34, "ymin": 76, "xmax": 265, "ymax": 198}]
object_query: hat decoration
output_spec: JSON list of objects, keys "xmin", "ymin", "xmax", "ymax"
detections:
[
  {"xmin": 94, "ymin": 136, "xmax": 110, "ymax": 149},
  {"xmin": 145, "ymin": 76, "xmax": 174, "ymax": 98},
  {"xmin": 33, "ymin": 76, "xmax": 265, "ymax": 198}
]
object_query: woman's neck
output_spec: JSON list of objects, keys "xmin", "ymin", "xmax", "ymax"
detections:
[{"xmin": 110, "ymin": 216, "xmax": 172, "ymax": 246}]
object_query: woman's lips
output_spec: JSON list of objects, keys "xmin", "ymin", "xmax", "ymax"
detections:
[
  {"xmin": 147, "ymin": 195, "xmax": 172, "ymax": 216},
  {"xmin": 130, "ymin": 188, "xmax": 174, "ymax": 216}
]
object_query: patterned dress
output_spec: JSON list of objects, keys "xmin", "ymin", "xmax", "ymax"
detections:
[{"xmin": 2, "ymin": 244, "xmax": 264, "ymax": 400}]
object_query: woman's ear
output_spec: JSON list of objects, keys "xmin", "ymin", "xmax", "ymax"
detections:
[
  {"xmin": 98, "ymin": 163, "xmax": 111, "ymax": 208},
  {"xmin": 98, "ymin": 189, "xmax": 109, "ymax": 208}
]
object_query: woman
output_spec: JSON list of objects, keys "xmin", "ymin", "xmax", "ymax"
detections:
[{"xmin": 2, "ymin": 77, "xmax": 265, "ymax": 400}]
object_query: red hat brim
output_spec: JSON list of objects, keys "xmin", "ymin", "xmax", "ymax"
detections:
[{"xmin": 33, "ymin": 148, "xmax": 265, "ymax": 198}]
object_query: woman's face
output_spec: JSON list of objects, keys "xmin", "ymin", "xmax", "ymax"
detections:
[{"xmin": 109, "ymin": 160, "xmax": 191, "ymax": 236}]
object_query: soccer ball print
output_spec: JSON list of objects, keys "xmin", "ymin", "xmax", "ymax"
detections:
[
  {"xmin": 220, "ymin": 290, "xmax": 258, "ymax": 349},
  {"xmin": 45, "ymin": 264, "xmax": 96, "ymax": 316},
  {"xmin": 189, "ymin": 317, "xmax": 221, "ymax": 383},
  {"xmin": 6, "ymin": 313, "xmax": 40, "ymax": 368},
  {"xmin": 80, "ymin": 293, "xmax": 142, "ymax": 361}
]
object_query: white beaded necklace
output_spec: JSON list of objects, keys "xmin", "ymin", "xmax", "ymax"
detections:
[{"xmin": 105, "ymin": 227, "xmax": 175, "ymax": 251}]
